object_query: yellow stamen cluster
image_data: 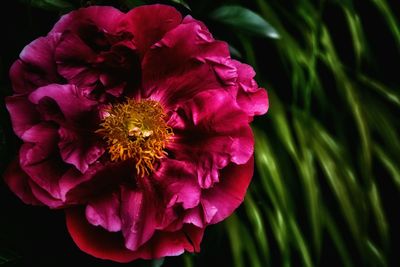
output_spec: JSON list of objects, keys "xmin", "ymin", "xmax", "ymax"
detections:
[{"xmin": 97, "ymin": 99, "xmax": 173, "ymax": 177}]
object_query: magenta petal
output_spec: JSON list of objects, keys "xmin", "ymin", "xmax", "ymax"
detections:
[
  {"xmin": 5, "ymin": 95, "xmax": 40, "ymax": 138},
  {"xmin": 86, "ymin": 191, "xmax": 122, "ymax": 232},
  {"xmin": 29, "ymin": 84, "xmax": 102, "ymax": 171},
  {"xmin": 202, "ymin": 157, "xmax": 254, "ymax": 224},
  {"xmin": 141, "ymin": 225, "xmax": 204, "ymax": 257},
  {"xmin": 20, "ymin": 123, "xmax": 58, "ymax": 164},
  {"xmin": 120, "ymin": 186, "xmax": 157, "ymax": 251},
  {"xmin": 3, "ymin": 160, "xmax": 42, "ymax": 205},
  {"xmin": 142, "ymin": 19, "xmax": 229, "ymax": 85},
  {"xmin": 183, "ymin": 207, "xmax": 204, "ymax": 228},
  {"xmin": 51, "ymin": 6, "xmax": 123, "ymax": 34},
  {"xmin": 10, "ymin": 34, "xmax": 61, "ymax": 94},
  {"xmin": 154, "ymin": 159, "xmax": 200, "ymax": 209},
  {"xmin": 119, "ymin": 4, "xmax": 182, "ymax": 55},
  {"xmin": 55, "ymin": 32, "xmax": 98, "ymax": 87},
  {"xmin": 237, "ymin": 87, "xmax": 269, "ymax": 117},
  {"xmin": 28, "ymin": 179, "xmax": 64, "ymax": 208},
  {"xmin": 58, "ymin": 162, "xmax": 104, "ymax": 202},
  {"xmin": 29, "ymin": 84, "xmax": 97, "ymax": 122},
  {"xmin": 19, "ymin": 123, "xmax": 66, "ymax": 202},
  {"xmin": 19, "ymin": 35, "xmax": 60, "ymax": 77},
  {"xmin": 168, "ymin": 90, "xmax": 254, "ymax": 188},
  {"xmin": 58, "ymin": 127, "xmax": 104, "ymax": 173},
  {"xmin": 144, "ymin": 64, "xmax": 224, "ymax": 109},
  {"xmin": 66, "ymin": 207, "xmax": 203, "ymax": 262},
  {"xmin": 232, "ymin": 60, "xmax": 269, "ymax": 116}
]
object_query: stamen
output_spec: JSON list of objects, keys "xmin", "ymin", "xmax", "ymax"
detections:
[{"xmin": 96, "ymin": 99, "xmax": 173, "ymax": 176}]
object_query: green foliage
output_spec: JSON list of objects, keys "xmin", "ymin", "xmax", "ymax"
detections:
[
  {"xmin": 18, "ymin": 0, "xmax": 74, "ymax": 11},
  {"xmin": 210, "ymin": 5, "xmax": 279, "ymax": 39},
  {"xmin": 219, "ymin": 0, "xmax": 399, "ymax": 266}
]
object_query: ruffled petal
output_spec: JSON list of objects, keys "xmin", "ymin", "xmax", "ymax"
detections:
[
  {"xmin": 153, "ymin": 159, "xmax": 200, "ymax": 210},
  {"xmin": 119, "ymin": 4, "xmax": 182, "ymax": 56},
  {"xmin": 232, "ymin": 60, "xmax": 269, "ymax": 116},
  {"xmin": 168, "ymin": 90, "xmax": 253, "ymax": 188},
  {"xmin": 29, "ymin": 84, "xmax": 103, "ymax": 171},
  {"xmin": 66, "ymin": 207, "xmax": 203, "ymax": 262},
  {"xmin": 141, "ymin": 18, "xmax": 229, "ymax": 86}
]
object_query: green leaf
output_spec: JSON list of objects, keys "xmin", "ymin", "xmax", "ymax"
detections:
[
  {"xmin": 244, "ymin": 192, "xmax": 270, "ymax": 264},
  {"xmin": 170, "ymin": 0, "xmax": 191, "ymax": 10},
  {"xmin": 20, "ymin": 0, "xmax": 74, "ymax": 11},
  {"xmin": 152, "ymin": 258, "xmax": 165, "ymax": 267},
  {"xmin": 210, "ymin": 5, "xmax": 280, "ymax": 39}
]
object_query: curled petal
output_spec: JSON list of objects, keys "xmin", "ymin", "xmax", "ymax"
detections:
[
  {"xmin": 86, "ymin": 191, "xmax": 122, "ymax": 232},
  {"xmin": 202, "ymin": 157, "xmax": 254, "ymax": 224}
]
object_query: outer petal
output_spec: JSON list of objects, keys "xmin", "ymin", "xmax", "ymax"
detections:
[
  {"xmin": 119, "ymin": 4, "xmax": 182, "ymax": 56},
  {"xmin": 27, "ymin": 179, "xmax": 64, "ymax": 208},
  {"xmin": 5, "ymin": 95, "xmax": 40, "ymax": 138},
  {"xmin": 202, "ymin": 157, "xmax": 254, "ymax": 224},
  {"xmin": 66, "ymin": 208, "xmax": 203, "ymax": 262},
  {"xmin": 10, "ymin": 34, "xmax": 61, "ymax": 94},
  {"xmin": 232, "ymin": 60, "xmax": 269, "ymax": 116},
  {"xmin": 66, "ymin": 207, "xmax": 138, "ymax": 263},
  {"xmin": 50, "ymin": 6, "xmax": 123, "ymax": 34},
  {"xmin": 3, "ymin": 160, "xmax": 42, "ymax": 205}
]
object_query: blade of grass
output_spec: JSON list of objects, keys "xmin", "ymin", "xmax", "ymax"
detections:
[{"xmin": 244, "ymin": 192, "xmax": 270, "ymax": 264}]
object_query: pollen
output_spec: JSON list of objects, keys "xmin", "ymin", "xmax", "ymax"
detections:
[{"xmin": 96, "ymin": 99, "xmax": 173, "ymax": 177}]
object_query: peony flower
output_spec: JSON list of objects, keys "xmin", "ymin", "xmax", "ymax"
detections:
[{"xmin": 4, "ymin": 4, "xmax": 268, "ymax": 262}]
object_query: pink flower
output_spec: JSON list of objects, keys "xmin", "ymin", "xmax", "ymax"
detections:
[{"xmin": 4, "ymin": 4, "xmax": 268, "ymax": 262}]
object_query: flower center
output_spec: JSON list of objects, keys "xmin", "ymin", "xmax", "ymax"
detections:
[{"xmin": 97, "ymin": 99, "xmax": 173, "ymax": 176}]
